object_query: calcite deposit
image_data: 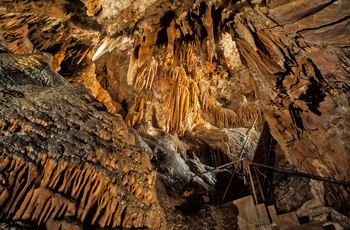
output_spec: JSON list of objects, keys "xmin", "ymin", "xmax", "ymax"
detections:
[
  {"xmin": 0, "ymin": 45, "xmax": 165, "ymax": 229},
  {"xmin": 0, "ymin": 0, "xmax": 349, "ymax": 229}
]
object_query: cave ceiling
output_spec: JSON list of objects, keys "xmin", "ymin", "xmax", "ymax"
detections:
[{"xmin": 0, "ymin": 0, "xmax": 350, "ymax": 229}]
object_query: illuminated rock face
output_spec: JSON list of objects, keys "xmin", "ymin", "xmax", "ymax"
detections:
[
  {"xmin": 0, "ymin": 49, "xmax": 165, "ymax": 229},
  {"xmin": 0, "ymin": 0, "xmax": 349, "ymax": 228}
]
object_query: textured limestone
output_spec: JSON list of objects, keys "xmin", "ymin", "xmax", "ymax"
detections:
[
  {"xmin": 0, "ymin": 49, "xmax": 165, "ymax": 229},
  {"xmin": 0, "ymin": 0, "xmax": 349, "ymax": 227},
  {"xmin": 236, "ymin": 2, "xmax": 350, "ymax": 217},
  {"xmin": 187, "ymin": 127, "xmax": 260, "ymax": 167}
]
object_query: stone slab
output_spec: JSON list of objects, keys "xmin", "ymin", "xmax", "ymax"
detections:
[{"xmin": 233, "ymin": 195, "xmax": 259, "ymax": 224}]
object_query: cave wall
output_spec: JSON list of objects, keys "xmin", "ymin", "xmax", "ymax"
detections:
[
  {"xmin": 234, "ymin": 1, "xmax": 350, "ymax": 212},
  {"xmin": 0, "ymin": 39, "xmax": 165, "ymax": 229},
  {"xmin": 0, "ymin": 0, "xmax": 349, "ymax": 219}
]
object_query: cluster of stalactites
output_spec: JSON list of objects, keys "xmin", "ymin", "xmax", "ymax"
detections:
[
  {"xmin": 122, "ymin": 2, "xmax": 262, "ymax": 135},
  {"xmin": 67, "ymin": 63, "xmax": 122, "ymax": 115},
  {"xmin": 166, "ymin": 66, "xmax": 200, "ymax": 135}
]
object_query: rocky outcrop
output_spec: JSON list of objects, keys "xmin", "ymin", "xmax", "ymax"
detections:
[
  {"xmin": 0, "ymin": 44, "xmax": 165, "ymax": 229},
  {"xmin": 1, "ymin": 0, "xmax": 350, "ymax": 228},
  {"xmin": 234, "ymin": 1, "xmax": 350, "ymax": 215}
]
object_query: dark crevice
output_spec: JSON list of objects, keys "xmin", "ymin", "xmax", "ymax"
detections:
[
  {"xmin": 190, "ymin": 12, "xmax": 208, "ymax": 43},
  {"xmin": 253, "ymin": 33, "xmax": 270, "ymax": 57},
  {"xmin": 195, "ymin": 144, "xmax": 231, "ymax": 168},
  {"xmin": 54, "ymin": 173, "xmax": 65, "ymax": 191},
  {"xmin": 133, "ymin": 44, "xmax": 140, "ymax": 59},
  {"xmin": 298, "ymin": 0, "xmax": 338, "ymax": 22},
  {"xmin": 59, "ymin": 43, "xmax": 88, "ymax": 76},
  {"xmin": 299, "ymin": 77, "xmax": 325, "ymax": 116},
  {"xmin": 156, "ymin": 28, "xmax": 168, "ymax": 46},
  {"xmin": 216, "ymin": 169, "xmax": 249, "ymax": 203},
  {"xmin": 42, "ymin": 44, "xmax": 63, "ymax": 55},
  {"xmin": 298, "ymin": 15, "xmax": 350, "ymax": 34},
  {"xmin": 299, "ymin": 61, "xmax": 326, "ymax": 116},
  {"xmin": 289, "ymin": 103, "xmax": 305, "ymax": 132},
  {"xmin": 212, "ymin": 5, "xmax": 223, "ymax": 40},
  {"xmin": 83, "ymin": 201, "xmax": 100, "ymax": 229},
  {"xmin": 199, "ymin": 2, "xmax": 208, "ymax": 16},
  {"xmin": 120, "ymin": 206, "xmax": 127, "ymax": 227},
  {"xmin": 156, "ymin": 11, "xmax": 177, "ymax": 46},
  {"xmin": 159, "ymin": 11, "xmax": 176, "ymax": 28},
  {"xmin": 63, "ymin": 0, "xmax": 102, "ymax": 32},
  {"xmin": 64, "ymin": 175, "xmax": 75, "ymax": 199}
]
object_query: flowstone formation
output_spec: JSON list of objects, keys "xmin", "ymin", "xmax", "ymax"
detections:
[
  {"xmin": 0, "ymin": 41, "xmax": 165, "ymax": 229},
  {"xmin": 0, "ymin": 0, "xmax": 350, "ymax": 229}
]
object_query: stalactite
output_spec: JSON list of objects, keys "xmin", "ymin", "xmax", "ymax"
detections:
[
  {"xmin": 79, "ymin": 0, "xmax": 102, "ymax": 16},
  {"xmin": 167, "ymin": 20, "xmax": 177, "ymax": 54},
  {"xmin": 127, "ymin": 54, "xmax": 138, "ymax": 85},
  {"xmin": 125, "ymin": 103, "xmax": 139, "ymax": 127},
  {"xmin": 199, "ymin": 81, "xmax": 261, "ymax": 128},
  {"xmin": 200, "ymin": 83, "xmax": 216, "ymax": 112},
  {"xmin": 0, "ymin": 14, "xmax": 34, "ymax": 55},
  {"xmin": 202, "ymin": 2, "xmax": 216, "ymax": 63},
  {"xmin": 167, "ymin": 67, "xmax": 200, "ymax": 135},
  {"xmin": 213, "ymin": 106, "xmax": 240, "ymax": 128},
  {"xmin": 205, "ymin": 39, "xmax": 214, "ymax": 66},
  {"xmin": 137, "ymin": 25, "xmax": 157, "ymax": 67},
  {"xmin": 51, "ymin": 48, "xmax": 65, "ymax": 71},
  {"xmin": 133, "ymin": 64, "xmax": 149, "ymax": 89},
  {"xmin": 0, "ymin": 153, "xmax": 158, "ymax": 229},
  {"xmin": 68, "ymin": 63, "xmax": 122, "ymax": 114},
  {"xmin": 92, "ymin": 36, "xmax": 133, "ymax": 61},
  {"xmin": 163, "ymin": 52, "xmax": 174, "ymax": 78},
  {"xmin": 176, "ymin": 43, "xmax": 184, "ymax": 67},
  {"xmin": 176, "ymin": 11, "xmax": 193, "ymax": 37},
  {"xmin": 127, "ymin": 26, "xmax": 158, "ymax": 91},
  {"xmin": 186, "ymin": 44, "xmax": 195, "ymax": 73},
  {"xmin": 237, "ymin": 103, "xmax": 262, "ymax": 127},
  {"xmin": 131, "ymin": 57, "xmax": 158, "ymax": 91},
  {"xmin": 146, "ymin": 57, "xmax": 158, "ymax": 90}
]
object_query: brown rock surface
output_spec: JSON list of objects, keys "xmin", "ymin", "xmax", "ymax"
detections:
[
  {"xmin": 0, "ymin": 49, "xmax": 165, "ymax": 229},
  {"xmin": 1, "ymin": 0, "xmax": 350, "ymax": 228}
]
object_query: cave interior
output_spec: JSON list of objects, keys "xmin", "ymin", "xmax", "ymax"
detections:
[{"xmin": 0, "ymin": 0, "xmax": 349, "ymax": 229}]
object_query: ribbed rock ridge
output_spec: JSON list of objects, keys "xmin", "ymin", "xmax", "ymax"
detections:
[
  {"xmin": 0, "ymin": 0, "xmax": 349, "ymax": 228},
  {"xmin": 0, "ymin": 44, "xmax": 165, "ymax": 229}
]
